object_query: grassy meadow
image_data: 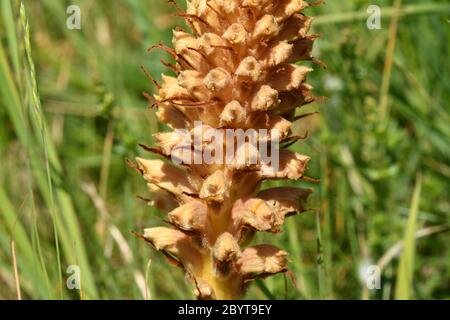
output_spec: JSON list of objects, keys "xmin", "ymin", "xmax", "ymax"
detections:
[{"xmin": 0, "ymin": 0, "xmax": 449, "ymax": 300}]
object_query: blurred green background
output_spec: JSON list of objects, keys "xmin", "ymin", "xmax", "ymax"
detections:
[{"xmin": 0, "ymin": 0, "xmax": 449, "ymax": 300}]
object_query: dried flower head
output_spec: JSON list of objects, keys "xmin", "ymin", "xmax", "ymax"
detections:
[{"xmin": 133, "ymin": 0, "xmax": 322, "ymax": 300}]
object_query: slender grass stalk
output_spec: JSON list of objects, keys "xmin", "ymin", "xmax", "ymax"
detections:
[
  {"xmin": 395, "ymin": 174, "xmax": 422, "ymax": 300},
  {"xmin": 20, "ymin": 2, "xmax": 64, "ymax": 298},
  {"xmin": 379, "ymin": 0, "xmax": 402, "ymax": 122},
  {"xmin": 315, "ymin": 211, "xmax": 326, "ymax": 300},
  {"xmin": 10, "ymin": 240, "xmax": 22, "ymax": 300},
  {"xmin": 0, "ymin": 5, "xmax": 53, "ymax": 299},
  {"xmin": 0, "ymin": 1, "xmax": 100, "ymax": 299}
]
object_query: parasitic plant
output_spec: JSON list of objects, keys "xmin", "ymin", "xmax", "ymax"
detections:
[{"xmin": 132, "ymin": 0, "xmax": 322, "ymax": 300}]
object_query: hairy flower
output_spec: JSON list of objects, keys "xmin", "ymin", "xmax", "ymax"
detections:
[{"xmin": 133, "ymin": 0, "xmax": 322, "ymax": 300}]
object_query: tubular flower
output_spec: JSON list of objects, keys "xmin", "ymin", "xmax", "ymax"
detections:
[{"xmin": 133, "ymin": 0, "xmax": 322, "ymax": 300}]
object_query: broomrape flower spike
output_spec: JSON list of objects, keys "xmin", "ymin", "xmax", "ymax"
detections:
[{"xmin": 133, "ymin": 0, "xmax": 322, "ymax": 300}]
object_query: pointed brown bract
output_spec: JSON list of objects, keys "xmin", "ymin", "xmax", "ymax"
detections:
[{"xmin": 134, "ymin": 0, "xmax": 321, "ymax": 300}]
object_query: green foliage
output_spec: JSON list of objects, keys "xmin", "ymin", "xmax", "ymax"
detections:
[
  {"xmin": 395, "ymin": 174, "xmax": 422, "ymax": 300},
  {"xmin": 0, "ymin": 0, "xmax": 448, "ymax": 300}
]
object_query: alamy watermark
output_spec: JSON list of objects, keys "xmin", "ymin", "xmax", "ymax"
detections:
[
  {"xmin": 66, "ymin": 265, "xmax": 81, "ymax": 290},
  {"xmin": 168, "ymin": 121, "xmax": 281, "ymax": 173},
  {"xmin": 367, "ymin": 5, "xmax": 382, "ymax": 30},
  {"xmin": 67, "ymin": 5, "xmax": 81, "ymax": 30},
  {"xmin": 360, "ymin": 264, "xmax": 381, "ymax": 290}
]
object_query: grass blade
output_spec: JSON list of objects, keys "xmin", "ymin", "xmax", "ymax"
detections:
[{"xmin": 395, "ymin": 174, "xmax": 423, "ymax": 300}]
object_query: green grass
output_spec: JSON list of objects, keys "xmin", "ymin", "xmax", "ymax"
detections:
[
  {"xmin": 0, "ymin": 0, "xmax": 449, "ymax": 300},
  {"xmin": 395, "ymin": 173, "xmax": 422, "ymax": 299}
]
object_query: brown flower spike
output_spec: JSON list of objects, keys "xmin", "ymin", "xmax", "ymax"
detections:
[{"xmin": 134, "ymin": 0, "xmax": 322, "ymax": 299}]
